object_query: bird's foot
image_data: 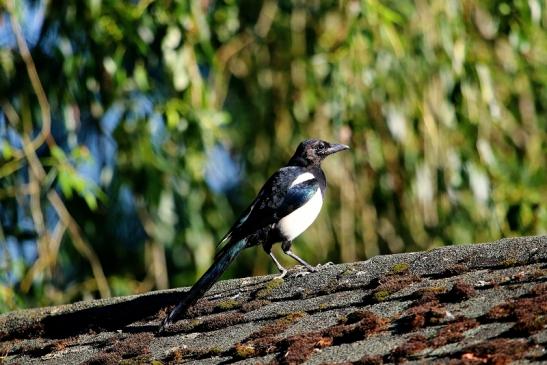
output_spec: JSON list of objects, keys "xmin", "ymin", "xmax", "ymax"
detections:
[
  {"xmin": 291, "ymin": 264, "xmax": 318, "ymax": 276},
  {"xmin": 295, "ymin": 263, "xmax": 318, "ymax": 273},
  {"xmin": 316, "ymin": 261, "xmax": 334, "ymax": 268},
  {"xmin": 294, "ymin": 270, "xmax": 313, "ymax": 278},
  {"xmin": 275, "ymin": 268, "xmax": 288, "ymax": 279},
  {"xmin": 291, "ymin": 262, "xmax": 332, "ymax": 277}
]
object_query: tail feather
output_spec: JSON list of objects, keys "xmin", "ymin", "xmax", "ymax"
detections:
[{"xmin": 160, "ymin": 239, "xmax": 247, "ymax": 331}]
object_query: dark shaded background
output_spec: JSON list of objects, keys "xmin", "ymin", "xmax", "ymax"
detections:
[{"xmin": 1, "ymin": 0, "xmax": 546, "ymax": 311}]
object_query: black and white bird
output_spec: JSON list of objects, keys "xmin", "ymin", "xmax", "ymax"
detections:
[{"xmin": 160, "ymin": 139, "xmax": 349, "ymax": 330}]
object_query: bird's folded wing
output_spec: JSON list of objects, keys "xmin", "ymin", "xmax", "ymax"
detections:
[
  {"xmin": 272, "ymin": 179, "xmax": 320, "ymax": 219},
  {"xmin": 217, "ymin": 167, "xmax": 316, "ymax": 247}
]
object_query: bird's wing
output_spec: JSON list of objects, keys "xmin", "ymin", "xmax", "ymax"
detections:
[
  {"xmin": 217, "ymin": 167, "xmax": 319, "ymax": 250},
  {"xmin": 269, "ymin": 178, "xmax": 320, "ymax": 219}
]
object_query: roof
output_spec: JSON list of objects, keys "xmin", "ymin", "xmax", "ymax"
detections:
[{"xmin": 1, "ymin": 235, "xmax": 546, "ymax": 364}]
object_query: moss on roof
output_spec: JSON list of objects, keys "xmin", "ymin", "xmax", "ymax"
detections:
[{"xmin": 1, "ymin": 235, "xmax": 546, "ymax": 364}]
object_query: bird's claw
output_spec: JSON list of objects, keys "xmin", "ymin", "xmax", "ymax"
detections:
[
  {"xmin": 294, "ymin": 270, "xmax": 312, "ymax": 278},
  {"xmin": 287, "ymin": 264, "xmax": 317, "ymax": 277},
  {"xmin": 295, "ymin": 264, "xmax": 317, "ymax": 273},
  {"xmin": 316, "ymin": 261, "xmax": 334, "ymax": 268},
  {"xmin": 292, "ymin": 262, "xmax": 333, "ymax": 277}
]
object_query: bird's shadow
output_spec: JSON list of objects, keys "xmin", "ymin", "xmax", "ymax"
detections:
[
  {"xmin": 30, "ymin": 273, "xmax": 300, "ymax": 340},
  {"xmin": 38, "ymin": 291, "xmax": 183, "ymax": 339}
]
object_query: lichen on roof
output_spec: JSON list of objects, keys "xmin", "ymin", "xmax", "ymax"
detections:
[{"xmin": 1, "ymin": 235, "xmax": 546, "ymax": 364}]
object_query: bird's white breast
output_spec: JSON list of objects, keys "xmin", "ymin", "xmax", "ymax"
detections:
[{"xmin": 278, "ymin": 188, "xmax": 323, "ymax": 241}]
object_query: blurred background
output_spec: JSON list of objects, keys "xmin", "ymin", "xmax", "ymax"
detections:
[{"xmin": 1, "ymin": 0, "xmax": 546, "ymax": 312}]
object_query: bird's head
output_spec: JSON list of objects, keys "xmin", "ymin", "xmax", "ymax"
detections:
[{"xmin": 288, "ymin": 139, "xmax": 350, "ymax": 166}]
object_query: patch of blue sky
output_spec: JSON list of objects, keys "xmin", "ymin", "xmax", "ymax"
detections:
[
  {"xmin": 101, "ymin": 103, "xmax": 124, "ymax": 135},
  {"xmin": 0, "ymin": 0, "xmax": 45, "ymax": 50},
  {"xmin": 205, "ymin": 144, "xmax": 242, "ymax": 194},
  {"xmin": 150, "ymin": 112, "xmax": 167, "ymax": 151},
  {"xmin": 0, "ymin": 114, "xmax": 23, "ymax": 151}
]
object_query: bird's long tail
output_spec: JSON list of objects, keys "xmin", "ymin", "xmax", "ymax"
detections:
[{"xmin": 159, "ymin": 238, "xmax": 247, "ymax": 331}]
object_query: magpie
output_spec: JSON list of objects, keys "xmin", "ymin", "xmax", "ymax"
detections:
[{"xmin": 160, "ymin": 139, "xmax": 349, "ymax": 330}]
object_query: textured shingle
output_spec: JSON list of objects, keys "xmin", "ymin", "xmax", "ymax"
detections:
[{"xmin": 1, "ymin": 235, "xmax": 546, "ymax": 364}]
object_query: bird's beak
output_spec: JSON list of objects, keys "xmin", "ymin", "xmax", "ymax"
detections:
[{"xmin": 325, "ymin": 143, "xmax": 350, "ymax": 155}]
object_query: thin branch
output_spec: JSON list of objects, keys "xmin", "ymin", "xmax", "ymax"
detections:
[
  {"xmin": 20, "ymin": 221, "xmax": 67, "ymax": 293},
  {"xmin": 139, "ymin": 241, "xmax": 159, "ymax": 293},
  {"xmin": 29, "ymin": 165, "xmax": 50, "ymax": 256},
  {"xmin": 0, "ymin": 183, "xmax": 39, "ymax": 199},
  {"xmin": 3, "ymin": 98, "xmax": 47, "ymax": 182},
  {"xmin": 6, "ymin": 0, "xmax": 53, "ymax": 152},
  {"xmin": 214, "ymin": 32, "xmax": 253, "ymax": 108},
  {"xmin": 0, "ymin": 99, "xmax": 26, "ymax": 178},
  {"xmin": 0, "ymin": 224, "xmax": 9, "ymax": 274},
  {"xmin": 47, "ymin": 191, "xmax": 111, "ymax": 298},
  {"xmin": 0, "ymin": 159, "xmax": 25, "ymax": 179},
  {"xmin": 136, "ymin": 201, "xmax": 168, "ymax": 290},
  {"xmin": 4, "ymin": 0, "xmax": 111, "ymax": 300},
  {"xmin": 0, "ymin": 99, "xmax": 25, "ymax": 160},
  {"xmin": 152, "ymin": 239, "xmax": 168, "ymax": 290},
  {"xmin": 48, "ymin": 220, "xmax": 67, "ymax": 270}
]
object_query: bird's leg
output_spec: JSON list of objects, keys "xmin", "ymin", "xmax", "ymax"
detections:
[
  {"xmin": 263, "ymin": 242, "xmax": 288, "ymax": 278},
  {"xmin": 285, "ymin": 251, "xmax": 318, "ymax": 272},
  {"xmin": 269, "ymin": 252, "xmax": 288, "ymax": 279},
  {"xmin": 281, "ymin": 241, "xmax": 317, "ymax": 273}
]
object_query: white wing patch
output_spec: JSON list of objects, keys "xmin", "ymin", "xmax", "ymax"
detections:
[
  {"xmin": 289, "ymin": 172, "xmax": 315, "ymax": 188},
  {"xmin": 278, "ymin": 188, "xmax": 323, "ymax": 241},
  {"xmin": 237, "ymin": 201, "xmax": 255, "ymax": 227}
]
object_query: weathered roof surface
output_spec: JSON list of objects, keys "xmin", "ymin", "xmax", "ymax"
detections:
[{"xmin": 1, "ymin": 235, "xmax": 546, "ymax": 364}]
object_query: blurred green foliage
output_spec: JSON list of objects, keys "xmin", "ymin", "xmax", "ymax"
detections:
[{"xmin": 1, "ymin": 0, "xmax": 546, "ymax": 312}]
